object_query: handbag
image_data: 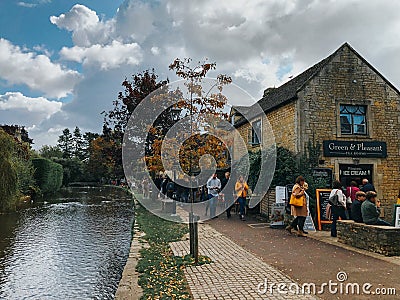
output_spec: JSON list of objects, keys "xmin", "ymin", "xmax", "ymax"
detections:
[
  {"xmin": 328, "ymin": 189, "xmax": 341, "ymax": 206},
  {"xmin": 346, "ymin": 187, "xmax": 352, "ymax": 204},
  {"xmin": 289, "ymin": 193, "xmax": 304, "ymax": 207}
]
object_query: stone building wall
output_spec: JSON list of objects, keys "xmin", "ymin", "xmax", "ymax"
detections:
[
  {"xmin": 265, "ymin": 102, "xmax": 297, "ymax": 153},
  {"xmin": 298, "ymin": 45, "xmax": 400, "ymax": 221}
]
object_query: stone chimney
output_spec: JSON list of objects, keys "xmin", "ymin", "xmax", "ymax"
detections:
[{"xmin": 263, "ymin": 87, "xmax": 275, "ymax": 97}]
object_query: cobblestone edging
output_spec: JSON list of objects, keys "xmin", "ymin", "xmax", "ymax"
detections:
[
  {"xmin": 170, "ymin": 224, "xmax": 318, "ymax": 300},
  {"xmin": 114, "ymin": 201, "xmax": 144, "ymax": 300}
]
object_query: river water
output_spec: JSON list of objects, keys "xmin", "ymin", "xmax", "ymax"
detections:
[{"xmin": 0, "ymin": 186, "xmax": 134, "ymax": 300}]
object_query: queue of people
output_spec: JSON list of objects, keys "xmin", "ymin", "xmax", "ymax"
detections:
[{"xmin": 285, "ymin": 176, "xmax": 394, "ymax": 238}]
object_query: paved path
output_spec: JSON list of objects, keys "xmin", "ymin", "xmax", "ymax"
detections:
[
  {"xmin": 170, "ymin": 224, "xmax": 317, "ymax": 300},
  {"xmin": 208, "ymin": 214, "xmax": 400, "ymax": 300}
]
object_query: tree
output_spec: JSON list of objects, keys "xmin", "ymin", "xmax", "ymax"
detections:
[
  {"xmin": 104, "ymin": 69, "xmax": 168, "ymax": 133},
  {"xmin": 39, "ymin": 145, "xmax": 63, "ymax": 159},
  {"xmin": 166, "ymin": 58, "xmax": 232, "ymax": 175},
  {"xmin": 57, "ymin": 128, "xmax": 73, "ymax": 159},
  {"xmin": 0, "ymin": 129, "xmax": 18, "ymax": 212},
  {"xmin": 72, "ymin": 126, "xmax": 85, "ymax": 160}
]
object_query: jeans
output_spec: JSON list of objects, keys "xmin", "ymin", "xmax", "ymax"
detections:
[
  {"xmin": 370, "ymin": 218, "xmax": 391, "ymax": 226},
  {"xmin": 291, "ymin": 216, "xmax": 306, "ymax": 232},
  {"xmin": 208, "ymin": 194, "xmax": 218, "ymax": 218},
  {"xmin": 237, "ymin": 197, "xmax": 246, "ymax": 216},
  {"xmin": 331, "ymin": 206, "xmax": 347, "ymax": 237}
]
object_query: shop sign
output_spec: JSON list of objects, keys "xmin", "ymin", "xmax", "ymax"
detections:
[{"xmin": 323, "ymin": 140, "xmax": 387, "ymax": 158}]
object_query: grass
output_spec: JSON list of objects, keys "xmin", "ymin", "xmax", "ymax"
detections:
[{"xmin": 135, "ymin": 201, "xmax": 211, "ymax": 300}]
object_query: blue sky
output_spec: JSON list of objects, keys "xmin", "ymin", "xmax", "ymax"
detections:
[{"xmin": 1, "ymin": 0, "xmax": 400, "ymax": 148}]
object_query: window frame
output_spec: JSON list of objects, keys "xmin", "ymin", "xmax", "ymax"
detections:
[
  {"xmin": 337, "ymin": 102, "xmax": 371, "ymax": 138},
  {"xmin": 251, "ymin": 119, "xmax": 262, "ymax": 146}
]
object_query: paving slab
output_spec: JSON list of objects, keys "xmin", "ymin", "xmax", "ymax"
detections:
[{"xmin": 170, "ymin": 223, "xmax": 317, "ymax": 300}]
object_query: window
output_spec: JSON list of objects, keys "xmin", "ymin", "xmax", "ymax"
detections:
[
  {"xmin": 340, "ymin": 105, "xmax": 367, "ymax": 135},
  {"xmin": 251, "ymin": 119, "xmax": 262, "ymax": 145}
]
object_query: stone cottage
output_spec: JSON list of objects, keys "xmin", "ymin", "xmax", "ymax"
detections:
[{"xmin": 232, "ymin": 42, "xmax": 400, "ymax": 222}]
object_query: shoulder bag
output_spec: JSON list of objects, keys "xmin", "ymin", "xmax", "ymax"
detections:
[
  {"xmin": 289, "ymin": 193, "xmax": 304, "ymax": 207},
  {"xmin": 328, "ymin": 189, "xmax": 340, "ymax": 206}
]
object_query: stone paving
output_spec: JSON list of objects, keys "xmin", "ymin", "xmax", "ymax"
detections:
[{"xmin": 170, "ymin": 224, "xmax": 318, "ymax": 300}]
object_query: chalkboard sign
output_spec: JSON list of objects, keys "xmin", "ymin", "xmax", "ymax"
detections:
[
  {"xmin": 303, "ymin": 215, "xmax": 316, "ymax": 232},
  {"xmin": 316, "ymin": 189, "xmax": 332, "ymax": 230}
]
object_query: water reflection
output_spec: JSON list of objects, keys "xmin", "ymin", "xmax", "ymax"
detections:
[{"xmin": 0, "ymin": 187, "xmax": 134, "ymax": 300}]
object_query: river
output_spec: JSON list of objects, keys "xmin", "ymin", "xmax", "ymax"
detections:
[{"xmin": 0, "ymin": 186, "xmax": 134, "ymax": 300}]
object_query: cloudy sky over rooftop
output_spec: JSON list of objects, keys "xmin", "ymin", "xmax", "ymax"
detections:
[{"xmin": 1, "ymin": 0, "xmax": 399, "ymax": 148}]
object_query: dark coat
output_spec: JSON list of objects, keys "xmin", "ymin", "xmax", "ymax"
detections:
[
  {"xmin": 361, "ymin": 183, "xmax": 376, "ymax": 193},
  {"xmin": 351, "ymin": 199, "xmax": 363, "ymax": 223}
]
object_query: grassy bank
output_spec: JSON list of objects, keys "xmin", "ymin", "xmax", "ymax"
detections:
[{"xmin": 135, "ymin": 202, "xmax": 211, "ymax": 299}]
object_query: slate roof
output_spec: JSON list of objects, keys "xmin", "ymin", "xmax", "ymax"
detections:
[{"xmin": 234, "ymin": 42, "xmax": 400, "ymax": 127}]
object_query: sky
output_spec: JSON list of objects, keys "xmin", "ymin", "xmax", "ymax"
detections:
[{"xmin": 1, "ymin": 0, "xmax": 400, "ymax": 149}]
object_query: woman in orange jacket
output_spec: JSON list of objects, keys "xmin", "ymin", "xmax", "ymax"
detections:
[{"xmin": 235, "ymin": 175, "xmax": 249, "ymax": 221}]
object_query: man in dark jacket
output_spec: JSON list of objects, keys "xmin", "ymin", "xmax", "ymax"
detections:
[
  {"xmin": 361, "ymin": 179, "xmax": 376, "ymax": 193},
  {"xmin": 361, "ymin": 191, "xmax": 391, "ymax": 226},
  {"xmin": 351, "ymin": 191, "xmax": 366, "ymax": 222},
  {"xmin": 221, "ymin": 172, "xmax": 235, "ymax": 218}
]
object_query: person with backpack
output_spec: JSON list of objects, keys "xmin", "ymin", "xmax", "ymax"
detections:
[{"xmin": 329, "ymin": 180, "xmax": 347, "ymax": 237}]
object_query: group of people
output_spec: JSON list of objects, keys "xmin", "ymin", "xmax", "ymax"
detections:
[
  {"xmin": 149, "ymin": 172, "xmax": 250, "ymax": 220},
  {"xmin": 328, "ymin": 179, "xmax": 391, "ymax": 237},
  {"xmin": 286, "ymin": 177, "xmax": 393, "ymax": 238},
  {"xmin": 206, "ymin": 172, "xmax": 249, "ymax": 220}
]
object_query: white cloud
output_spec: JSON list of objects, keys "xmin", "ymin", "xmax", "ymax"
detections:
[
  {"xmin": 0, "ymin": 38, "xmax": 81, "ymax": 99},
  {"xmin": 0, "ymin": 92, "xmax": 62, "ymax": 114},
  {"xmin": 50, "ymin": 4, "xmax": 115, "ymax": 47},
  {"xmin": 60, "ymin": 40, "xmax": 142, "ymax": 69},
  {"xmin": 17, "ymin": 2, "xmax": 37, "ymax": 8},
  {"xmin": 0, "ymin": 92, "xmax": 62, "ymax": 135}
]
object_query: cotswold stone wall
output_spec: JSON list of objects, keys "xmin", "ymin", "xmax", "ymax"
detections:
[
  {"xmin": 233, "ymin": 102, "xmax": 297, "ymax": 160},
  {"xmin": 265, "ymin": 102, "xmax": 297, "ymax": 153},
  {"xmin": 337, "ymin": 220, "xmax": 400, "ymax": 256},
  {"xmin": 298, "ymin": 45, "xmax": 400, "ymax": 221}
]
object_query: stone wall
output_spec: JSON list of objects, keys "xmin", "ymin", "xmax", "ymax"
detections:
[
  {"xmin": 265, "ymin": 102, "xmax": 297, "ymax": 152},
  {"xmin": 337, "ymin": 220, "xmax": 400, "ymax": 256}
]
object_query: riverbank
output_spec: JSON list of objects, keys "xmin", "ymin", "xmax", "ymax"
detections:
[
  {"xmin": 114, "ymin": 208, "xmax": 144, "ymax": 300},
  {"xmin": 116, "ymin": 195, "xmax": 196, "ymax": 299}
]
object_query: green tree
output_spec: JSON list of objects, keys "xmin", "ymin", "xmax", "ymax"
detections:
[
  {"xmin": 58, "ymin": 128, "xmax": 73, "ymax": 159},
  {"xmin": 72, "ymin": 126, "xmax": 85, "ymax": 160},
  {"xmin": 39, "ymin": 145, "xmax": 63, "ymax": 159},
  {"xmin": 0, "ymin": 129, "xmax": 18, "ymax": 212}
]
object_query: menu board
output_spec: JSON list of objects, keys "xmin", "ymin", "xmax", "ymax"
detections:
[
  {"xmin": 270, "ymin": 203, "xmax": 285, "ymax": 227},
  {"xmin": 316, "ymin": 189, "xmax": 332, "ymax": 230}
]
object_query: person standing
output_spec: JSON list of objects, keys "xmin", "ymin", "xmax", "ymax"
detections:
[
  {"xmin": 285, "ymin": 176, "xmax": 308, "ymax": 237},
  {"xmin": 221, "ymin": 172, "xmax": 235, "ymax": 218},
  {"xmin": 361, "ymin": 191, "xmax": 391, "ymax": 226},
  {"xmin": 345, "ymin": 181, "xmax": 360, "ymax": 219},
  {"xmin": 361, "ymin": 179, "xmax": 376, "ymax": 193},
  {"xmin": 329, "ymin": 180, "xmax": 347, "ymax": 237},
  {"xmin": 235, "ymin": 175, "xmax": 249, "ymax": 221},
  {"xmin": 207, "ymin": 173, "xmax": 221, "ymax": 219},
  {"xmin": 351, "ymin": 191, "xmax": 366, "ymax": 223}
]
